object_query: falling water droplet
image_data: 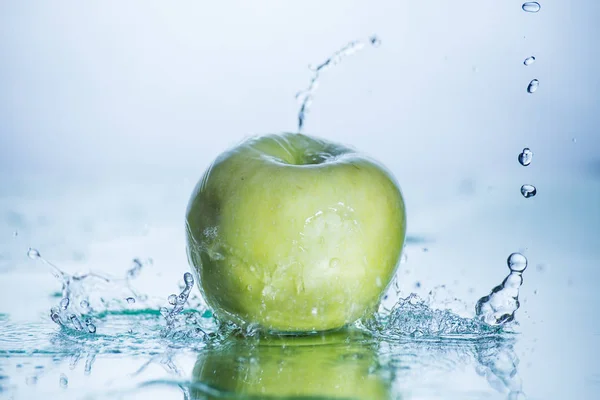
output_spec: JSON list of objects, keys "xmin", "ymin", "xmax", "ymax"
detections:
[
  {"xmin": 13, "ymin": 230, "xmax": 18, "ymax": 237},
  {"xmin": 572, "ymin": 137, "xmax": 577, "ymax": 143},
  {"xmin": 518, "ymin": 148, "xmax": 533, "ymax": 166},
  {"xmin": 79, "ymin": 300, "xmax": 89, "ymax": 309},
  {"xmin": 522, "ymin": 2, "xmax": 541, "ymax": 13},
  {"xmin": 507, "ymin": 253, "xmax": 528, "ymax": 272},
  {"xmin": 520, "ymin": 184, "xmax": 537, "ymax": 198},
  {"xmin": 59, "ymin": 374, "xmax": 68, "ymax": 388},
  {"xmin": 168, "ymin": 294, "xmax": 177, "ymax": 305},
  {"xmin": 126, "ymin": 297, "xmax": 135, "ymax": 304},
  {"xmin": 527, "ymin": 79, "xmax": 539, "ymax": 93},
  {"xmin": 27, "ymin": 248, "xmax": 40, "ymax": 259},
  {"xmin": 523, "ymin": 56, "xmax": 536, "ymax": 66},
  {"xmin": 369, "ymin": 35, "xmax": 381, "ymax": 47}
]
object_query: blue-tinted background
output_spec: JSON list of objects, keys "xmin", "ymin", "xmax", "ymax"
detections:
[{"xmin": 1, "ymin": 1, "xmax": 599, "ymax": 399}]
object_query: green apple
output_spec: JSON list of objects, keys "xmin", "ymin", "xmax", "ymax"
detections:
[
  {"xmin": 186, "ymin": 132, "xmax": 406, "ymax": 332},
  {"xmin": 191, "ymin": 329, "xmax": 392, "ymax": 399}
]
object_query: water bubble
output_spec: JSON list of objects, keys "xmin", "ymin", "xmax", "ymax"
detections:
[
  {"xmin": 507, "ymin": 253, "xmax": 528, "ymax": 272},
  {"xmin": 184, "ymin": 272, "xmax": 194, "ymax": 285},
  {"xmin": 527, "ymin": 79, "xmax": 539, "ymax": 93},
  {"xmin": 521, "ymin": 184, "xmax": 537, "ymax": 198},
  {"xmin": 79, "ymin": 300, "xmax": 89, "ymax": 309},
  {"xmin": 59, "ymin": 374, "xmax": 68, "ymax": 388},
  {"xmin": 60, "ymin": 298, "xmax": 70, "ymax": 310},
  {"xmin": 522, "ymin": 2, "xmax": 541, "ymax": 13},
  {"xmin": 126, "ymin": 297, "xmax": 136, "ymax": 304},
  {"xmin": 27, "ymin": 248, "xmax": 40, "ymax": 259},
  {"xmin": 168, "ymin": 294, "xmax": 177, "ymax": 305},
  {"xmin": 524, "ymin": 56, "xmax": 536, "ymax": 66},
  {"xmin": 369, "ymin": 35, "xmax": 381, "ymax": 47},
  {"xmin": 518, "ymin": 148, "xmax": 533, "ymax": 166},
  {"xmin": 246, "ymin": 285, "xmax": 253, "ymax": 291}
]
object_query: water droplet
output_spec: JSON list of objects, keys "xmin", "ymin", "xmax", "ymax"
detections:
[
  {"xmin": 415, "ymin": 281, "xmax": 421, "ymax": 288},
  {"xmin": 13, "ymin": 230, "xmax": 18, "ymax": 237},
  {"xmin": 79, "ymin": 300, "xmax": 89, "ymax": 309},
  {"xmin": 572, "ymin": 137, "xmax": 577, "ymax": 143},
  {"xmin": 329, "ymin": 258, "xmax": 340, "ymax": 268},
  {"xmin": 521, "ymin": 184, "xmax": 537, "ymax": 198},
  {"xmin": 311, "ymin": 307, "xmax": 318, "ymax": 315},
  {"xmin": 518, "ymin": 148, "xmax": 533, "ymax": 166},
  {"xmin": 50, "ymin": 308, "xmax": 61, "ymax": 324},
  {"xmin": 60, "ymin": 298, "xmax": 70, "ymax": 310},
  {"xmin": 522, "ymin": 2, "xmax": 540, "ymax": 12},
  {"xmin": 400, "ymin": 253, "xmax": 408, "ymax": 264},
  {"xmin": 59, "ymin": 374, "xmax": 68, "ymax": 388},
  {"xmin": 507, "ymin": 253, "xmax": 528, "ymax": 272},
  {"xmin": 86, "ymin": 323, "xmax": 96, "ymax": 334},
  {"xmin": 126, "ymin": 297, "xmax": 136, "ymax": 304},
  {"xmin": 524, "ymin": 56, "xmax": 536, "ymax": 66},
  {"xmin": 69, "ymin": 315, "xmax": 83, "ymax": 330},
  {"xmin": 369, "ymin": 35, "xmax": 381, "ymax": 47},
  {"xmin": 375, "ymin": 276, "xmax": 382, "ymax": 287},
  {"xmin": 527, "ymin": 79, "xmax": 539, "ymax": 93},
  {"xmin": 184, "ymin": 272, "xmax": 194, "ymax": 285},
  {"xmin": 168, "ymin": 294, "xmax": 177, "ymax": 305},
  {"xmin": 160, "ymin": 307, "xmax": 169, "ymax": 317},
  {"xmin": 27, "ymin": 248, "xmax": 40, "ymax": 259},
  {"xmin": 246, "ymin": 285, "xmax": 253, "ymax": 291}
]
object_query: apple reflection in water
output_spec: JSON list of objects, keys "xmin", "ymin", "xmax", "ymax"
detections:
[{"xmin": 191, "ymin": 329, "xmax": 393, "ymax": 399}]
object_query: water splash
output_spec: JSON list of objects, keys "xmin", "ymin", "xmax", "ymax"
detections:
[
  {"xmin": 28, "ymin": 250, "xmax": 154, "ymax": 335},
  {"xmin": 475, "ymin": 253, "xmax": 527, "ymax": 325},
  {"xmin": 296, "ymin": 35, "xmax": 380, "ymax": 131}
]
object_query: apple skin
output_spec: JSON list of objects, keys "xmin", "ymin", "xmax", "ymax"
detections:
[
  {"xmin": 191, "ymin": 329, "xmax": 391, "ymax": 399},
  {"xmin": 186, "ymin": 132, "xmax": 406, "ymax": 332}
]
